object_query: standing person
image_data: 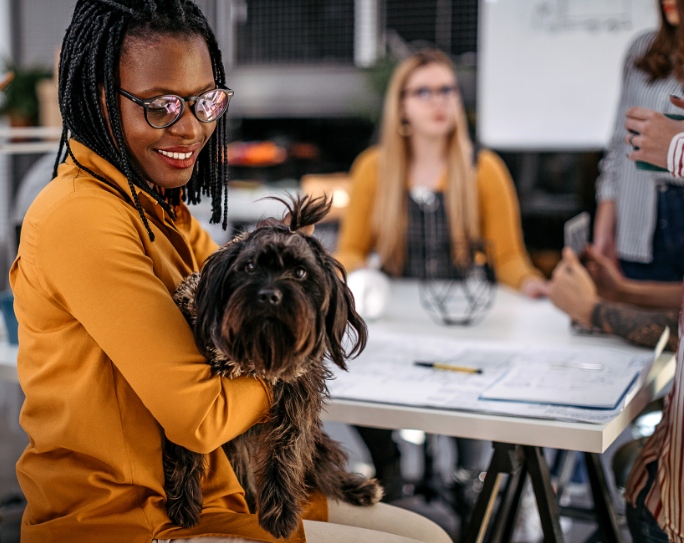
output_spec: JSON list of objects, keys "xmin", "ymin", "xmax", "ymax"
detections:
[
  {"xmin": 613, "ymin": 71, "xmax": 684, "ymax": 543},
  {"xmin": 335, "ymin": 49, "xmax": 546, "ymax": 504},
  {"xmin": 594, "ymin": 0, "xmax": 684, "ymax": 282},
  {"xmin": 10, "ymin": 2, "xmax": 452, "ymax": 542}
]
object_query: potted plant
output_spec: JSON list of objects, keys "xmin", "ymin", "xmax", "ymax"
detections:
[{"xmin": 0, "ymin": 61, "xmax": 51, "ymax": 127}]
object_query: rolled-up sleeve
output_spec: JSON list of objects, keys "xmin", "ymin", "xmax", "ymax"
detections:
[{"xmin": 33, "ymin": 193, "xmax": 270, "ymax": 454}]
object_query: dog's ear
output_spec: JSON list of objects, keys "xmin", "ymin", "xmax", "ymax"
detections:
[
  {"xmin": 193, "ymin": 237, "xmax": 246, "ymax": 354},
  {"xmin": 322, "ymin": 255, "xmax": 367, "ymax": 370}
]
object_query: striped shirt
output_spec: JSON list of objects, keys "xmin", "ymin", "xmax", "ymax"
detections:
[
  {"xmin": 597, "ymin": 31, "xmax": 684, "ymax": 263},
  {"xmin": 668, "ymin": 133, "xmax": 684, "ymax": 177},
  {"xmin": 625, "ymin": 295, "xmax": 684, "ymax": 541}
]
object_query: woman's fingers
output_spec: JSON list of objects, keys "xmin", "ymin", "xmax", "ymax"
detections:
[
  {"xmin": 670, "ymin": 95, "xmax": 684, "ymax": 109},
  {"xmin": 625, "ymin": 106, "xmax": 653, "ymax": 121}
]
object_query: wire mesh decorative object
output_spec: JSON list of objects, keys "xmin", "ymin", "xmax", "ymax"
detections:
[
  {"xmin": 418, "ymin": 243, "xmax": 496, "ymax": 325},
  {"xmin": 410, "ymin": 188, "xmax": 496, "ymax": 325}
]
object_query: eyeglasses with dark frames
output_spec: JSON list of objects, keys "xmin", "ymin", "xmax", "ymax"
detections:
[
  {"xmin": 402, "ymin": 85, "xmax": 459, "ymax": 101},
  {"xmin": 117, "ymin": 84, "xmax": 234, "ymax": 129}
]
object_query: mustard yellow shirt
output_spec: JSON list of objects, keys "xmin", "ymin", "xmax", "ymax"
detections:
[
  {"xmin": 336, "ymin": 147, "xmax": 542, "ymax": 289},
  {"xmin": 10, "ymin": 140, "xmax": 325, "ymax": 543}
]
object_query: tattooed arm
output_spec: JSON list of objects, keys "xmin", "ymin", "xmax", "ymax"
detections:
[
  {"xmin": 591, "ymin": 302, "xmax": 679, "ymax": 351},
  {"xmin": 549, "ymin": 248, "xmax": 679, "ymax": 351}
]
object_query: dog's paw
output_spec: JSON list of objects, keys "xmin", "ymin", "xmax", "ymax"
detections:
[
  {"xmin": 258, "ymin": 496, "xmax": 301, "ymax": 539},
  {"xmin": 340, "ymin": 474, "xmax": 384, "ymax": 506}
]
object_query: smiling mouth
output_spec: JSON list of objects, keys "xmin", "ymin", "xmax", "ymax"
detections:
[
  {"xmin": 157, "ymin": 149, "xmax": 193, "ymax": 160},
  {"xmin": 155, "ymin": 148, "xmax": 198, "ymax": 169}
]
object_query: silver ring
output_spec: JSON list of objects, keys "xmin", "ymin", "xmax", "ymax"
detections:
[{"xmin": 629, "ymin": 134, "xmax": 635, "ymax": 146}]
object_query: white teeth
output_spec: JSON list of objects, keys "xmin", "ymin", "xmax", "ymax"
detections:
[{"xmin": 158, "ymin": 150, "xmax": 192, "ymax": 160}]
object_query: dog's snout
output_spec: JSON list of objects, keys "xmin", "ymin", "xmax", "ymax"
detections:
[{"xmin": 258, "ymin": 287, "xmax": 283, "ymax": 305}]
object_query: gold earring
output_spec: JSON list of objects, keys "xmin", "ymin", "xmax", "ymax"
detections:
[{"xmin": 398, "ymin": 121, "xmax": 412, "ymax": 137}]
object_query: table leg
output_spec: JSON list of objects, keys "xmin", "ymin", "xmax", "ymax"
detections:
[
  {"xmin": 584, "ymin": 452, "xmax": 622, "ymax": 543},
  {"xmin": 465, "ymin": 443, "xmax": 565, "ymax": 543},
  {"xmin": 463, "ymin": 442, "xmax": 524, "ymax": 543},
  {"xmin": 525, "ymin": 446, "xmax": 565, "ymax": 543},
  {"xmin": 489, "ymin": 462, "xmax": 527, "ymax": 543},
  {"xmin": 465, "ymin": 444, "xmax": 623, "ymax": 543}
]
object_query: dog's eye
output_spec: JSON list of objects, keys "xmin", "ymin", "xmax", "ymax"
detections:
[
  {"xmin": 294, "ymin": 267, "xmax": 307, "ymax": 279},
  {"xmin": 245, "ymin": 262, "xmax": 255, "ymax": 273}
]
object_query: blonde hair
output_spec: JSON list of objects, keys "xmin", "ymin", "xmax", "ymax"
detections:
[{"xmin": 372, "ymin": 49, "xmax": 479, "ymax": 275}]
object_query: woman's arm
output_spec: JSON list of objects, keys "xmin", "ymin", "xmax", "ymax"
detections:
[
  {"xmin": 477, "ymin": 150, "xmax": 545, "ymax": 291},
  {"xmin": 593, "ymin": 200, "xmax": 617, "ymax": 262},
  {"xmin": 591, "ymin": 303, "xmax": 679, "ymax": 351},
  {"xmin": 583, "ymin": 245, "xmax": 683, "ymax": 309},
  {"xmin": 595, "ymin": 36, "xmax": 649, "ymax": 214},
  {"xmin": 33, "ymin": 194, "xmax": 269, "ymax": 454},
  {"xmin": 335, "ymin": 149, "xmax": 378, "ymax": 272}
]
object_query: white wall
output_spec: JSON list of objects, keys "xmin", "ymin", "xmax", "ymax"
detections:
[{"xmin": 478, "ymin": 0, "xmax": 659, "ymax": 150}]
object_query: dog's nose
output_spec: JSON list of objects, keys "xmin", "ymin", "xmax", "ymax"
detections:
[{"xmin": 258, "ymin": 287, "xmax": 283, "ymax": 305}]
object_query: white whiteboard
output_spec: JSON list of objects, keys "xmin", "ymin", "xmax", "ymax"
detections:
[{"xmin": 478, "ymin": 0, "xmax": 659, "ymax": 150}]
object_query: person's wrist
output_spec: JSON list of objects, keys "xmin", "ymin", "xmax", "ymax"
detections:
[
  {"xmin": 574, "ymin": 297, "xmax": 598, "ymax": 326},
  {"xmin": 619, "ymin": 279, "xmax": 640, "ymax": 305}
]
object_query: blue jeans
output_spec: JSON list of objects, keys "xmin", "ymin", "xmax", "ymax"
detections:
[
  {"xmin": 626, "ymin": 461, "xmax": 669, "ymax": 543},
  {"xmin": 620, "ymin": 185, "xmax": 684, "ymax": 282}
]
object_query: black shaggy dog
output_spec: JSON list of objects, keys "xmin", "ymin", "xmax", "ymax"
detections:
[{"xmin": 164, "ymin": 195, "xmax": 383, "ymax": 538}]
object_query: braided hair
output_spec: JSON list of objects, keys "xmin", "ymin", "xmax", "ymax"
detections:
[{"xmin": 55, "ymin": 0, "xmax": 230, "ymax": 240}]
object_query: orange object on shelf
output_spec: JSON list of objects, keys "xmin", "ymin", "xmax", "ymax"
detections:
[
  {"xmin": 226, "ymin": 141, "xmax": 287, "ymax": 167},
  {"xmin": 300, "ymin": 173, "xmax": 351, "ymax": 223}
]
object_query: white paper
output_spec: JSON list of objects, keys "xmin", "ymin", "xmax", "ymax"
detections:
[
  {"xmin": 480, "ymin": 349, "xmax": 640, "ymax": 408},
  {"xmin": 330, "ymin": 331, "xmax": 653, "ymax": 424}
]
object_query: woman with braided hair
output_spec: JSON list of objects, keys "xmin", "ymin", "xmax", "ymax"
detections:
[{"xmin": 9, "ymin": 1, "xmax": 451, "ymax": 542}]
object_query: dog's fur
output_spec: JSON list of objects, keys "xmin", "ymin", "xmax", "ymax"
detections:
[{"xmin": 163, "ymin": 195, "xmax": 383, "ymax": 538}]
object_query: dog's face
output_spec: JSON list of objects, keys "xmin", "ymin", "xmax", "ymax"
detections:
[{"xmin": 193, "ymin": 223, "xmax": 366, "ymax": 382}]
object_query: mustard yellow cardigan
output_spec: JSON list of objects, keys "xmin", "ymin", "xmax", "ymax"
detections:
[{"xmin": 336, "ymin": 147, "xmax": 543, "ymax": 290}]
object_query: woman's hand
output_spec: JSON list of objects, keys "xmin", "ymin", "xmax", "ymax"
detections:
[
  {"xmin": 548, "ymin": 248, "xmax": 598, "ymax": 325},
  {"xmin": 520, "ymin": 277, "xmax": 550, "ymax": 299},
  {"xmin": 625, "ymin": 96, "xmax": 684, "ymax": 169},
  {"xmin": 592, "ymin": 200, "xmax": 618, "ymax": 263},
  {"xmin": 582, "ymin": 245, "xmax": 627, "ymax": 302}
]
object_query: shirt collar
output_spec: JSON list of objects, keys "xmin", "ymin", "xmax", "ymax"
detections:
[{"xmin": 65, "ymin": 138, "xmax": 191, "ymax": 228}]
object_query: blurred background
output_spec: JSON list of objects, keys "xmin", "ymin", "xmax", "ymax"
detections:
[{"xmin": 0, "ymin": 0, "xmax": 622, "ymax": 284}]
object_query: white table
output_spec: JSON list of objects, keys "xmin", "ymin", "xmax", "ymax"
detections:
[
  {"xmin": 323, "ymin": 280, "xmax": 674, "ymax": 453},
  {"xmin": 321, "ymin": 280, "xmax": 676, "ymax": 543}
]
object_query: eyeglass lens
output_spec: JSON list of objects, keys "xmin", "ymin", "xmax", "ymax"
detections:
[
  {"xmin": 146, "ymin": 89, "xmax": 229, "ymax": 128},
  {"xmin": 410, "ymin": 86, "xmax": 458, "ymax": 100}
]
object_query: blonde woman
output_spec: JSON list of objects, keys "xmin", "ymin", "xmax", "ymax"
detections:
[
  {"xmin": 337, "ymin": 49, "xmax": 546, "ymax": 296},
  {"xmin": 336, "ymin": 49, "xmax": 547, "ymax": 503}
]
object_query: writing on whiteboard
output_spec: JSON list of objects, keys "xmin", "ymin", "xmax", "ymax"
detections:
[{"xmin": 533, "ymin": 0, "xmax": 633, "ymax": 33}]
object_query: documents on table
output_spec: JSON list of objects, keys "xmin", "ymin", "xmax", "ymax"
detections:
[
  {"xmin": 330, "ymin": 330, "xmax": 655, "ymax": 423},
  {"xmin": 479, "ymin": 349, "xmax": 639, "ymax": 409}
]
